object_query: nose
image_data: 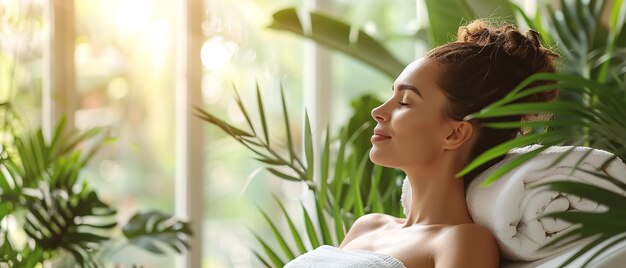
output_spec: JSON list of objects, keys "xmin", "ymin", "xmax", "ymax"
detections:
[{"xmin": 371, "ymin": 103, "xmax": 388, "ymax": 123}]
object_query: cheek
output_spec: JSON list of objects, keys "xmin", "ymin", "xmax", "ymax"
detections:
[
  {"xmin": 370, "ymin": 114, "xmax": 443, "ymax": 167},
  {"xmin": 396, "ymin": 127, "xmax": 441, "ymax": 165}
]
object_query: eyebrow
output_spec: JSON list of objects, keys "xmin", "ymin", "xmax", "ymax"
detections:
[{"xmin": 392, "ymin": 84, "xmax": 423, "ymax": 98}]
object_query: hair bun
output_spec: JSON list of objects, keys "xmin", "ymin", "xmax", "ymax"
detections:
[
  {"xmin": 458, "ymin": 20, "xmax": 559, "ymax": 73},
  {"xmin": 456, "ymin": 20, "xmax": 560, "ymax": 133}
]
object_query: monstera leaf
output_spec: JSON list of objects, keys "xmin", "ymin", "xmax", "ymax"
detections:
[
  {"xmin": 23, "ymin": 181, "xmax": 117, "ymax": 268},
  {"xmin": 122, "ymin": 211, "xmax": 192, "ymax": 254}
]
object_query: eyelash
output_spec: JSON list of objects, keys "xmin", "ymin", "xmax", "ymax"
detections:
[{"xmin": 398, "ymin": 101, "xmax": 409, "ymax": 106}]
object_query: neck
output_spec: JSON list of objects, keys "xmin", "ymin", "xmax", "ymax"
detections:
[{"xmin": 401, "ymin": 150, "xmax": 473, "ymax": 227}]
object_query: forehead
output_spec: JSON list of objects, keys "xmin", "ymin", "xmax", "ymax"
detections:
[
  {"xmin": 394, "ymin": 57, "xmax": 445, "ymax": 99},
  {"xmin": 395, "ymin": 58, "xmax": 439, "ymax": 86}
]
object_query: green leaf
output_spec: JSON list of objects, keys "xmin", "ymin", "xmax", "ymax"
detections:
[
  {"xmin": 194, "ymin": 107, "xmax": 253, "ymax": 137},
  {"xmin": 530, "ymin": 181, "xmax": 626, "ymax": 212},
  {"xmin": 482, "ymin": 119, "xmax": 578, "ymax": 130},
  {"xmin": 424, "ymin": 0, "xmax": 473, "ymax": 46},
  {"xmin": 279, "ymin": 84, "xmax": 300, "ymax": 168},
  {"xmin": 250, "ymin": 230, "xmax": 285, "ymax": 267},
  {"xmin": 269, "ymin": 8, "xmax": 404, "ymax": 78},
  {"xmin": 539, "ymin": 211, "xmax": 626, "ymax": 228},
  {"xmin": 123, "ymin": 211, "xmax": 192, "ymax": 255},
  {"xmin": 273, "ymin": 194, "xmax": 306, "ymax": 254},
  {"xmin": 457, "ymin": 131, "xmax": 553, "ymax": 177},
  {"xmin": 331, "ymin": 128, "xmax": 349, "ymax": 244},
  {"xmin": 468, "ymin": 102, "xmax": 587, "ymax": 120},
  {"xmin": 61, "ymin": 127, "xmax": 102, "ymax": 156},
  {"xmin": 574, "ymin": 167, "xmax": 626, "ymax": 193},
  {"xmin": 352, "ymin": 154, "xmax": 369, "ymax": 218},
  {"xmin": 304, "ymin": 110, "xmax": 314, "ymax": 181},
  {"xmin": 425, "ymin": 0, "xmax": 514, "ymax": 47},
  {"xmin": 581, "ymin": 234, "xmax": 626, "ymax": 267},
  {"xmin": 332, "ymin": 199, "xmax": 346, "ymax": 246},
  {"xmin": 505, "ymin": 73, "xmax": 601, "ymax": 100},
  {"xmin": 232, "ymin": 83, "xmax": 257, "ymax": 137},
  {"xmin": 341, "ymin": 156, "xmax": 357, "ymax": 213},
  {"xmin": 332, "ymin": 128, "xmax": 348, "ymax": 199},
  {"xmin": 314, "ymin": 194, "xmax": 332, "ymax": 245},
  {"xmin": 465, "ymin": 0, "xmax": 515, "ymax": 22},
  {"xmin": 49, "ymin": 116, "xmax": 67, "ymax": 156},
  {"xmin": 256, "ymin": 82, "xmax": 270, "ymax": 146},
  {"xmin": 301, "ymin": 201, "xmax": 321, "ymax": 249},
  {"xmin": 256, "ymin": 206, "xmax": 295, "ymax": 259},
  {"xmin": 252, "ymin": 250, "xmax": 273, "ymax": 268},
  {"xmin": 509, "ymin": 1, "xmax": 550, "ymax": 44},
  {"xmin": 367, "ymin": 165, "xmax": 385, "ymax": 213},
  {"xmin": 559, "ymin": 235, "xmax": 611, "ymax": 267},
  {"xmin": 20, "ymin": 182, "xmax": 117, "ymax": 267},
  {"xmin": 480, "ymin": 143, "xmax": 556, "ymax": 187},
  {"xmin": 267, "ymin": 168, "xmax": 302, "ymax": 182},
  {"xmin": 319, "ymin": 125, "xmax": 331, "ymax": 211},
  {"xmin": 254, "ymin": 157, "xmax": 286, "ymax": 166}
]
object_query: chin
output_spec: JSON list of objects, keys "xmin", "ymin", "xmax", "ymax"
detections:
[{"xmin": 369, "ymin": 149, "xmax": 396, "ymax": 168}]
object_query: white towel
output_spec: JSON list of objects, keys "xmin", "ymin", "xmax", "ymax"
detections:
[
  {"xmin": 401, "ymin": 145, "xmax": 626, "ymax": 261},
  {"xmin": 284, "ymin": 245, "xmax": 406, "ymax": 268}
]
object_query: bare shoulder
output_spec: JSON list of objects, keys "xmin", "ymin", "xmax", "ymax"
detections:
[
  {"xmin": 433, "ymin": 223, "xmax": 499, "ymax": 268},
  {"xmin": 441, "ymin": 223, "xmax": 495, "ymax": 239},
  {"xmin": 338, "ymin": 213, "xmax": 392, "ymax": 248}
]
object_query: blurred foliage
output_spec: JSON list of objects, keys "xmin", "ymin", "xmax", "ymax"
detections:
[{"xmin": 0, "ymin": 117, "xmax": 192, "ymax": 267}]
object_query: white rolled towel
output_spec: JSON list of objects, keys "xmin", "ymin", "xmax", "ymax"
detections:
[{"xmin": 400, "ymin": 145, "xmax": 626, "ymax": 261}]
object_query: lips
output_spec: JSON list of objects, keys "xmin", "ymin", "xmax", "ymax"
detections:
[{"xmin": 371, "ymin": 128, "xmax": 391, "ymax": 142}]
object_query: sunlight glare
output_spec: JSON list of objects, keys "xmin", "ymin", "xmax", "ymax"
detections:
[
  {"xmin": 201, "ymin": 36, "xmax": 238, "ymax": 71},
  {"xmin": 113, "ymin": 0, "xmax": 153, "ymax": 36}
]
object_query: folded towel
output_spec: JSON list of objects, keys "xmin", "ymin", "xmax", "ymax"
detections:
[
  {"xmin": 401, "ymin": 145, "xmax": 626, "ymax": 261},
  {"xmin": 284, "ymin": 245, "xmax": 406, "ymax": 268}
]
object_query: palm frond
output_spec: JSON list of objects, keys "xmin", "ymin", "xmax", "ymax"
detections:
[{"xmin": 268, "ymin": 8, "xmax": 404, "ymax": 78}]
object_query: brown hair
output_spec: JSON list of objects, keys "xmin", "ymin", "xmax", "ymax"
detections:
[{"xmin": 425, "ymin": 20, "xmax": 560, "ymax": 189}]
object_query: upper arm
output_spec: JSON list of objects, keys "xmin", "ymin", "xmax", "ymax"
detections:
[
  {"xmin": 434, "ymin": 224, "xmax": 499, "ymax": 268},
  {"xmin": 338, "ymin": 213, "xmax": 387, "ymax": 249}
]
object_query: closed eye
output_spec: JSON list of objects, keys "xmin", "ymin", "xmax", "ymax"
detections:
[{"xmin": 398, "ymin": 101, "xmax": 409, "ymax": 106}]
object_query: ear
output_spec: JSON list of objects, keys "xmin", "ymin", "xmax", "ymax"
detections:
[{"xmin": 442, "ymin": 121, "xmax": 474, "ymax": 150}]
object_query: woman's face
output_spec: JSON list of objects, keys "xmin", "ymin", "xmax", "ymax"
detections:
[{"xmin": 369, "ymin": 57, "xmax": 452, "ymax": 169}]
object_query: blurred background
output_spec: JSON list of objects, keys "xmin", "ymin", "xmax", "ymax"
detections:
[{"xmin": 2, "ymin": 0, "xmax": 620, "ymax": 267}]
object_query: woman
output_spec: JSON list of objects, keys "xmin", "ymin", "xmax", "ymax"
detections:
[{"xmin": 285, "ymin": 20, "xmax": 558, "ymax": 268}]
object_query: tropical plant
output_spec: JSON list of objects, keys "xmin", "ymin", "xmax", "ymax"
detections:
[
  {"xmin": 460, "ymin": 72, "xmax": 626, "ymax": 268},
  {"xmin": 458, "ymin": 0, "xmax": 626, "ymax": 266},
  {"xmin": 196, "ymin": 84, "xmax": 405, "ymax": 267},
  {"xmin": 509, "ymin": 0, "xmax": 626, "ymax": 144},
  {"xmin": 0, "ymin": 118, "xmax": 192, "ymax": 267}
]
